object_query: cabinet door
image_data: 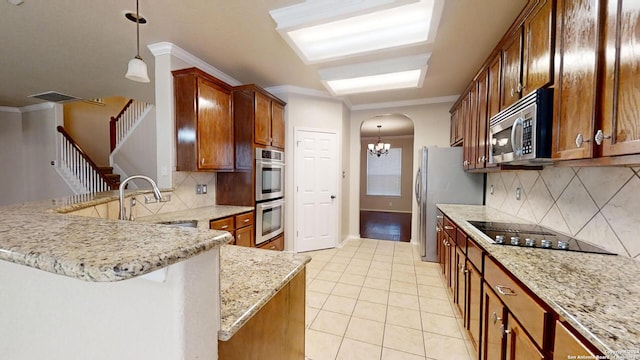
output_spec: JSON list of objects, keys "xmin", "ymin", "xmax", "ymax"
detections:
[
  {"xmin": 437, "ymin": 222, "xmax": 445, "ymax": 273},
  {"xmin": 505, "ymin": 315, "xmax": 545, "ymax": 360},
  {"xmin": 477, "ymin": 69, "xmax": 489, "ymax": 169},
  {"xmin": 523, "ymin": 0, "xmax": 554, "ymax": 96},
  {"xmin": 450, "ymin": 107, "xmax": 460, "ymax": 146},
  {"xmin": 600, "ymin": 0, "xmax": 640, "ymax": 156},
  {"xmin": 254, "ymin": 91, "xmax": 271, "ymax": 146},
  {"xmin": 462, "ymin": 91, "xmax": 474, "ymax": 170},
  {"xmin": 236, "ymin": 225, "xmax": 254, "ymax": 247},
  {"xmin": 488, "ymin": 55, "xmax": 502, "ymax": 119},
  {"xmin": 553, "ymin": 321, "xmax": 596, "ymax": 359},
  {"xmin": 482, "ymin": 284, "xmax": 505, "ymax": 360},
  {"xmin": 197, "ymin": 77, "xmax": 233, "ymax": 170},
  {"xmin": 443, "ymin": 233, "xmax": 453, "ymax": 290},
  {"xmin": 552, "ymin": 0, "xmax": 600, "ymax": 160},
  {"xmin": 466, "ymin": 261, "xmax": 482, "ymax": 350},
  {"xmin": 454, "ymin": 246, "xmax": 466, "ymax": 316},
  {"xmin": 501, "ymin": 28, "xmax": 524, "ymax": 109},
  {"xmin": 271, "ymin": 102, "xmax": 285, "ymax": 149}
]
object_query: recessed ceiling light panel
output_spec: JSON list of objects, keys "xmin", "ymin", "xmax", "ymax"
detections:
[
  {"xmin": 271, "ymin": 0, "xmax": 443, "ymax": 64},
  {"xmin": 319, "ymin": 54, "xmax": 430, "ymax": 95}
]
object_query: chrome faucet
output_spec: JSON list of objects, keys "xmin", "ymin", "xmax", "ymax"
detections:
[{"xmin": 119, "ymin": 175, "xmax": 163, "ymax": 220}]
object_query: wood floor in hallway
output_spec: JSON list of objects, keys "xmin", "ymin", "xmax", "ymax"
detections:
[{"xmin": 360, "ymin": 211, "xmax": 412, "ymax": 242}]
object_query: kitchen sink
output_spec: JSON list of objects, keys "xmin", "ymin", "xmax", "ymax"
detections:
[{"xmin": 156, "ymin": 220, "xmax": 198, "ymax": 228}]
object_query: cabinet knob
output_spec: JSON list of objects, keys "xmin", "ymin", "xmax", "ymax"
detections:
[
  {"xmin": 500, "ymin": 324, "xmax": 511, "ymax": 339},
  {"xmin": 594, "ymin": 129, "xmax": 611, "ymax": 145},
  {"xmin": 575, "ymin": 133, "xmax": 591, "ymax": 148},
  {"xmin": 444, "ymin": 225, "xmax": 454, "ymax": 230},
  {"xmin": 491, "ymin": 312, "xmax": 502, "ymax": 325}
]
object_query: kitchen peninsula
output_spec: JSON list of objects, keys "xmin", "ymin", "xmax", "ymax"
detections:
[{"xmin": 0, "ymin": 191, "xmax": 309, "ymax": 360}]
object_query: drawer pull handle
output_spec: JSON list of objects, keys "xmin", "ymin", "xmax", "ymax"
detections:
[
  {"xmin": 437, "ymin": 215, "xmax": 444, "ymax": 220},
  {"xmin": 444, "ymin": 225, "xmax": 454, "ymax": 230},
  {"xmin": 220, "ymin": 225, "xmax": 229, "ymax": 229},
  {"xmin": 496, "ymin": 285, "xmax": 517, "ymax": 296},
  {"xmin": 243, "ymin": 219, "xmax": 250, "ymax": 223}
]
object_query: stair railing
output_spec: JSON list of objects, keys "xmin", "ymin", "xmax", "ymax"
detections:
[
  {"xmin": 110, "ymin": 99, "xmax": 149, "ymax": 152},
  {"xmin": 56, "ymin": 126, "xmax": 118, "ymax": 192}
]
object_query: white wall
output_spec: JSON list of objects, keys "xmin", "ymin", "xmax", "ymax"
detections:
[
  {"xmin": 350, "ymin": 102, "xmax": 453, "ymax": 243},
  {"xmin": 0, "ymin": 105, "xmax": 73, "ymax": 205},
  {"xmin": 110, "ymin": 107, "xmax": 158, "ymax": 188},
  {"xmin": 271, "ymin": 90, "xmax": 349, "ymax": 250}
]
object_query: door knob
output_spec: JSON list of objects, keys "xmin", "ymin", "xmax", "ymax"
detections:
[{"xmin": 330, "ymin": 195, "xmax": 336, "ymax": 199}]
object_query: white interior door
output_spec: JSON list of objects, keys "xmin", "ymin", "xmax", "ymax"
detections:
[{"xmin": 294, "ymin": 129, "xmax": 338, "ymax": 252}]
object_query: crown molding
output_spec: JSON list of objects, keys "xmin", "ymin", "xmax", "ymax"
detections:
[
  {"xmin": 351, "ymin": 95, "xmax": 459, "ymax": 111},
  {"xmin": 0, "ymin": 106, "xmax": 20, "ymax": 113},
  {"xmin": 148, "ymin": 42, "xmax": 241, "ymax": 86}
]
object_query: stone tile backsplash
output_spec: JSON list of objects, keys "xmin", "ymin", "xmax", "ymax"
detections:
[
  {"xmin": 486, "ymin": 166, "xmax": 640, "ymax": 259},
  {"xmin": 68, "ymin": 171, "xmax": 217, "ymax": 220}
]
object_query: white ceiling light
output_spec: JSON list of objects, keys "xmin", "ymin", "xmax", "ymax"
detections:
[
  {"xmin": 125, "ymin": 0, "xmax": 150, "ymax": 83},
  {"xmin": 319, "ymin": 54, "xmax": 430, "ymax": 95},
  {"xmin": 270, "ymin": 0, "xmax": 443, "ymax": 64}
]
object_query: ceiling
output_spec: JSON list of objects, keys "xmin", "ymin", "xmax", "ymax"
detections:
[{"xmin": 0, "ymin": 0, "xmax": 527, "ymax": 109}]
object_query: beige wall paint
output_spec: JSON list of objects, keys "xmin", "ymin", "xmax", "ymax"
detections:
[
  {"xmin": 63, "ymin": 97, "xmax": 129, "ymax": 166},
  {"xmin": 349, "ymin": 102, "xmax": 453, "ymax": 242},
  {"xmin": 360, "ymin": 136, "xmax": 414, "ymax": 212}
]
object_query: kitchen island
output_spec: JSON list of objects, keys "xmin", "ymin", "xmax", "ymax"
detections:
[
  {"xmin": 437, "ymin": 204, "xmax": 640, "ymax": 357},
  {"xmin": 0, "ymin": 191, "xmax": 309, "ymax": 360}
]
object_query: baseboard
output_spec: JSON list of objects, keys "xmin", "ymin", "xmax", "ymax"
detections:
[{"xmin": 359, "ymin": 209, "xmax": 412, "ymax": 214}]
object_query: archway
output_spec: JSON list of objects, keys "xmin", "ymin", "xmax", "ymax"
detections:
[{"xmin": 359, "ymin": 114, "xmax": 415, "ymax": 241}]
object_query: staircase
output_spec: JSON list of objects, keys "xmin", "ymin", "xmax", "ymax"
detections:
[{"xmin": 55, "ymin": 99, "xmax": 150, "ymax": 194}]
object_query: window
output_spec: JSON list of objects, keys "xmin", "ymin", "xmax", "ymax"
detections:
[{"xmin": 367, "ymin": 148, "xmax": 402, "ymax": 196}]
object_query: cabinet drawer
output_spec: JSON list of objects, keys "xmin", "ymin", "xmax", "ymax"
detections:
[
  {"xmin": 210, "ymin": 216, "xmax": 234, "ymax": 231},
  {"xmin": 553, "ymin": 321, "xmax": 596, "ymax": 359},
  {"xmin": 456, "ymin": 228, "xmax": 467, "ymax": 250},
  {"xmin": 444, "ymin": 217, "xmax": 457, "ymax": 239},
  {"xmin": 235, "ymin": 212, "xmax": 254, "ymax": 228},
  {"xmin": 466, "ymin": 237, "xmax": 483, "ymax": 272},
  {"xmin": 258, "ymin": 234, "xmax": 284, "ymax": 251},
  {"xmin": 484, "ymin": 256, "xmax": 548, "ymax": 348}
]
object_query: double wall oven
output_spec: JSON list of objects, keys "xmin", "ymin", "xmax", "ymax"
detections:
[{"xmin": 255, "ymin": 148, "xmax": 285, "ymax": 246}]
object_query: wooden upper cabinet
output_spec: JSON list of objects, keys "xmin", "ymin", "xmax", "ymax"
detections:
[
  {"xmin": 173, "ymin": 68, "xmax": 233, "ymax": 171},
  {"xmin": 501, "ymin": 28, "xmax": 524, "ymax": 109},
  {"xmin": 271, "ymin": 102, "xmax": 285, "ymax": 149},
  {"xmin": 236, "ymin": 85, "xmax": 286, "ymax": 150},
  {"xmin": 523, "ymin": 0, "xmax": 554, "ymax": 96},
  {"xmin": 552, "ymin": 0, "xmax": 600, "ymax": 160},
  {"xmin": 600, "ymin": 0, "xmax": 640, "ymax": 157},
  {"xmin": 254, "ymin": 92, "xmax": 272, "ymax": 146},
  {"xmin": 450, "ymin": 103, "xmax": 464, "ymax": 147},
  {"xmin": 488, "ymin": 55, "xmax": 502, "ymax": 120},
  {"xmin": 462, "ymin": 91, "xmax": 474, "ymax": 170},
  {"xmin": 476, "ymin": 69, "xmax": 490, "ymax": 169}
]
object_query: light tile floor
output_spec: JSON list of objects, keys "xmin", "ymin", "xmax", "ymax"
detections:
[{"xmin": 303, "ymin": 238, "xmax": 476, "ymax": 360}]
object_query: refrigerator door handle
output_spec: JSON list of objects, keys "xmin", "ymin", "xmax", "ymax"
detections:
[{"xmin": 415, "ymin": 168, "xmax": 421, "ymax": 204}]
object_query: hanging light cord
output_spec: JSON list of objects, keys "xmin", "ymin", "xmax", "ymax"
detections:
[{"xmin": 135, "ymin": 0, "xmax": 141, "ymax": 59}]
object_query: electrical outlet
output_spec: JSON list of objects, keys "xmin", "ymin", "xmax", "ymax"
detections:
[
  {"xmin": 490, "ymin": 184, "xmax": 494, "ymax": 195},
  {"xmin": 196, "ymin": 184, "xmax": 203, "ymax": 195},
  {"xmin": 516, "ymin": 187, "xmax": 521, "ymax": 200},
  {"xmin": 202, "ymin": 184, "xmax": 207, "ymax": 194}
]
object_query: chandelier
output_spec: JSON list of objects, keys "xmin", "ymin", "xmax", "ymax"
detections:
[{"xmin": 368, "ymin": 125, "xmax": 390, "ymax": 157}]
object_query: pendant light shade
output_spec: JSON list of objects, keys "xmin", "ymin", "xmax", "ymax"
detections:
[
  {"xmin": 126, "ymin": 56, "xmax": 150, "ymax": 83},
  {"xmin": 125, "ymin": 0, "xmax": 150, "ymax": 83}
]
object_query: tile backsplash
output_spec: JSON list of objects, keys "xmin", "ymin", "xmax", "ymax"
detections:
[
  {"xmin": 68, "ymin": 171, "xmax": 217, "ymax": 220},
  {"xmin": 486, "ymin": 166, "xmax": 640, "ymax": 259}
]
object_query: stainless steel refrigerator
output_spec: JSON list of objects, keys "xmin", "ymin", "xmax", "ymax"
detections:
[{"xmin": 414, "ymin": 146, "xmax": 484, "ymax": 262}]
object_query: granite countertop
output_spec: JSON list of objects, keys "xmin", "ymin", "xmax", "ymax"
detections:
[
  {"xmin": 218, "ymin": 245, "xmax": 311, "ymax": 341},
  {"xmin": 0, "ymin": 192, "xmax": 240, "ymax": 282},
  {"xmin": 437, "ymin": 204, "xmax": 640, "ymax": 356}
]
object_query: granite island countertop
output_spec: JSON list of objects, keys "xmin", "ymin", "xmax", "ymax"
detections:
[
  {"xmin": 0, "ymin": 192, "xmax": 238, "ymax": 282},
  {"xmin": 218, "ymin": 245, "xmax": 311, "ymax": 341},
  {"xmin": 437, "ymin": 204, "xmax": 640, "ymax": 356},
  {"xmin": 136, "ymin": 204, "xmax": 254, "ymax": 229}
]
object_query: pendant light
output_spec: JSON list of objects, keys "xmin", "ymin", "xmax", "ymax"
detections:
[
  {"xmin": 368, "ymin": 125, "xmax": 391, "ymax": 157},
  {"xmin": 125, "ymin": 0, "xmax": 150, "ymax": 83}
]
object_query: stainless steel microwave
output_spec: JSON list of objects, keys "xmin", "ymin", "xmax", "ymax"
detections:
[{"xmin": 489, "ymin": 88, "xmax": 554, "ymax": 165}]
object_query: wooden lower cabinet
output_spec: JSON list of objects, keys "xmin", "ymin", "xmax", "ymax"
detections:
[
  {"xmin": 218, "ymin": 268, "xmax": 305, "ymax": 360},
  {"xmin": 257, "ymin": 234, "xmax": 284, "ymax": 251},
  {"xmin": 553, "ymin": 321, "xmax": 596, "ymax": 359},
  {"xmin": 466, "ymin": 260, "xmax": 482, "ymax": 349},
  {"xmin": 483, "ymin": 283, "xmax": 506, "ymax": 360},
  {"xmin": 210, "ymin": 212, "xmax": 255, "ymax": 248},
  {"xmin": 506, "ymin": 314, "xmax": 545, "ymax": 360},
  {"xmin": 454, "ymin": 245, "xmax": 466, "ymax": 316}
]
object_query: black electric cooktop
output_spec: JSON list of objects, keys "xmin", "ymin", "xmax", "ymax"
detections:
[{"xmin": 468, "ymin": 221, "xmax": 616, "ymax": 255}]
